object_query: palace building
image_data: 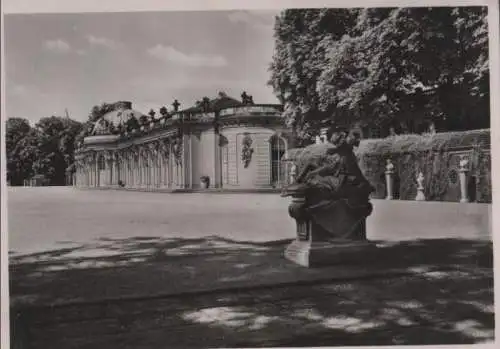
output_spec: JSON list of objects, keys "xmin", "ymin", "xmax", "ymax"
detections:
[{"xmin": 73, "ymin": 92, "xmax": 293, "ymax": 191}]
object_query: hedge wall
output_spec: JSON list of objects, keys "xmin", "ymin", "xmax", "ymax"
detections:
[{"xmin": 355, "ymin": 129, "xmax": 491, "ymax": 203}]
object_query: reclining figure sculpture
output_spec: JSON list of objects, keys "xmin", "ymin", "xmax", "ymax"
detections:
[{"xmin": 281, "ymin": 129, "xmax": 375, "ymax": 266}]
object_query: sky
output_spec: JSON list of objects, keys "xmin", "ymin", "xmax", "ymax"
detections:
[{"xmin": 4, "ymin": 10, "xmax": 281, "ymax": 124}]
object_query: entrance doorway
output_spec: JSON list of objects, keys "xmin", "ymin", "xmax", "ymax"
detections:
[
  {"xmin": 270, "ymin": 135, "xmax": 286, "ymax": 188},
  {"xmin": 98, "ymin": 155, "xmax": 106, "ymax": 187}
]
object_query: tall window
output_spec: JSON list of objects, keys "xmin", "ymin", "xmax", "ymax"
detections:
[
  {"xmin": 220, "ymin": 135, "xmax": 229, "ymax": 185},
  {"xmin": 98, "ymin": 155, "xmax": 105, "ymax": 171},
  {"xmin": 270, "ymin": 135, "xmax": 286, "ymax": 187}
]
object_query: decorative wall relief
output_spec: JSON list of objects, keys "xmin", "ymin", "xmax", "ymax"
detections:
[
  {"xmin": 173, "ymin": 137, "xmax": 183, "ymax": 166},
  {"xmin": 130, "ymin": 146, "xmax": 140, "ymax": 162},
  {"xmin": 113, "ymin": 152, "xmax": 121, "ymax": 164},
  {"xmin": 241, "ymin": 133, "xmax": 254, "ymax": 168},
  {"xmin": 160, "ymin": 140, "xmax": 170, "ymax": 160},
  {"xmin": 139, "ymin": 146, "xmax": 148, "ymax": 160},
  {"xmin": 104, "ymin": 151, "xmax": 113, "ymax": 164},
  {"xmin": 148, "ymin": 142, "xmax": 158, "ymax": 156}
]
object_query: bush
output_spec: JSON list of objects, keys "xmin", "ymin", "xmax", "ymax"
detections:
[
  {"xmin": 355, "ymin": 129, "xmax": 490, "ymax": 155},
  {"xmin": 282, "ymin": 130, "xmax": 492, "ymax": 203},
  {"xmin": 355, "ymin": 129, "xmax": 491, "ymax": 203}
]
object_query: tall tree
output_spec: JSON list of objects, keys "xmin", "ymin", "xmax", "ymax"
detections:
[
  {"xmin": 6, "ymin": 118, "xmax": 38, "ymax": 185},
  {"xmin": 269, "ymin": 8, "xmax": 360, "ymax": 144},
  {"xmin": 34, "ymin": 116, "xmax": 83, "ymax": 185},
  {"xmin": 269, "ymin": 7, "xmax": 489, "ymax": 142}
]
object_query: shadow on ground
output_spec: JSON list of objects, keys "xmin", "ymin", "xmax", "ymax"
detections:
[{"xmin": 10, "ymin": 236, "xmax": 494, "ymax": 348}]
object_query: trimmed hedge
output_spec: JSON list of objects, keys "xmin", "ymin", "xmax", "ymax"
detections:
[
  {"xmin": 283, "ymin": 129, "xmax": 491, "ymax": 203},
  {"xmin": 356, "ymin": 129, "xmax": 491, "ymax": 203},
  {"xmin": 355, "ymin": 129, "xmax": 490, "ymax": 155}
]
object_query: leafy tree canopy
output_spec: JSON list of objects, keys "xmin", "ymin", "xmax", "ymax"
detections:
[
  {"xmin": 269, "ymin": 7, "xmax": 489, "ymax": 144},
  {"xmin": 6, "ymin": 116, "xmax": 83, "ymax": 186}
]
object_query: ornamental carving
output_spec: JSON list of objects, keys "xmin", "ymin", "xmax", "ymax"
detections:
[
  {"xmin": 160, "ymin": 140, "xmax": 170, "ymax": 158},
  {"xmin": 104, "ymin": 151, "xmax": 113, "ymax": 162},
  {"xmin": 148, "ymin": 142, "xmax": 158, "ymax": 156},
  {"xmin": 138, "ymin": 146, "xmax": 148, "ymax": 159},
  {"xmin": 241, "ymin": 133, "xmax": 254, "ymax": 168},
  {"xmin": 173, "ymin": 138, "xmax": 183, "ymax": 166},
  {"xmin": 130, "ymin": 146, "xmax": 140, "ymax": 161}
]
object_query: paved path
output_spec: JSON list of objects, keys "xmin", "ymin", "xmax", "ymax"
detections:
[
  {"xmin": 7, "ymin": 187, "xmax": 490, "ymax": 256},
  {"xmin": 7, "ymin": 187, "xmax": 495, "ymax": 347},
  {"xmin": 7, "ymin": 187, "xmax": 294, "ymax": 255},
  {"xmin": 10, "ymin": 237, "xmax": 494, "ymax": 348}
]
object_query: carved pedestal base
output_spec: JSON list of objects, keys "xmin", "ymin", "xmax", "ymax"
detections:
[{"xmin": 284, "ymin": 240, "xmax": 378, "ymax": 268}]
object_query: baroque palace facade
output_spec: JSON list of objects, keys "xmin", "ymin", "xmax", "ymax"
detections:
[{"xmin": 74, "ymin": 92, "xmax": 292, "ymax": 190}]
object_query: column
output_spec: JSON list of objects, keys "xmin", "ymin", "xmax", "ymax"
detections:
[
  {"xmin": 140, "ymin": 147, "xmax": 146, "ymax": 188},
  {"xmin": 106, "ymin": 152, "xmax": 113, "ymax": 187},
  {"xmin": 155, "ymin": 142, "xmax": 161, "ymax": 188},
  {"xmin": 84, "ymin": 160, "xmax": 87, "ymax": 186},
  {"xmin": 126, "ymin": 151, "xmax": 130, "ymax": 187},
  {"xmin": 154, "ymin": 148, "xmax": 161, "ymax": 188},
  {"xmin": 93, "ymin": 155, "xmax": 97, "ymax": 187},
  {"xmin": 162, "ymin": 140, "xmax": 169, "ymax": 188},
  {"xmin": 77, "ymin": 165, "xmax": 81, "ymax": 187},
  {"xmin": 134, "ymin": 150, "xmax": 138, "ymax": 187},
  {"xmin": 114, "ymin": 153, "xmax": 120, "ymax": 186},
  {"xmin": 137, "ymin": 148, "xmax": 141, "ymax": 187},
  {"xmin": 157, "ymin": 148, "xmax": 161, "ymax": 188},
  {"xmin": 151, "ymin": 143, "xmax": 157, "ymax": 188},
  {"xmin": 129, "ymin": 152, "xmax": 132, "ymax": 186},
  {"xmin": 149, "ymin": 149, "xmax": 153, "ymax": 188},
  {"xmin": 128, "ymin": 152, "xmax": 131, "ymax": 186},
  {"xmin": 135, "ymin": 150, "xmax": 139, "ymax": 188},
  {"xmin": 385, "ymin": 159, "xmax": 395, "ymax": 200},
  {"xmin": 146, "ymin": 150, "xmax": 151, "ymax": 188},
  {"xmin": 129, "ymin": 151, "xmax": 133, "ymax": 187},
  {"xmin": 126, "ymin": 151, "xmax": 130, "ymax": 186},
  {"xmin": 84, "ymin": 158, "xmax": 87, "ymax": 186},
  {"xmin": 90, "ymin": 156, "xmax": 93, "ymax": 186},
  {"xmin": 459, "ymin": 156, "xmax": 470, "ymax": 203},
  {"xmin": 144, "ymin": 148, "xmax": 148, "ymax": 188}
]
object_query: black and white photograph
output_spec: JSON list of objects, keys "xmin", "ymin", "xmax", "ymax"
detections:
[{"xmin": 1, "ymin": 0, "xmax": 498, "ymax": 348}]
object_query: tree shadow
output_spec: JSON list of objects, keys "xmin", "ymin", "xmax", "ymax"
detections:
[{"xmin": 10, "ymin": 237, "xmax": 494, "ymax": 348}]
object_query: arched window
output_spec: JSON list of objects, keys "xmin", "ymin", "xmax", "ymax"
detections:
[
  {"xmin": 219, "ymin": 135, "xmax": 229, "ymax": 185},
  {"xmin": 97, "ymin": 154, "xmax": 105, "ymax": 170},
  {"xmin": 269, "ymin": 134, "xmax": 287, "ymax": 187}
]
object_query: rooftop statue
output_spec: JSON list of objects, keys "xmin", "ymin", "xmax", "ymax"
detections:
[
  {"xmin": 172, "ymin": 99, "xmax": 181, "ymax": 112},
  {"xmin": 282, "ymin": 128, "xmax": 375, "ymax": 265},
  {"xmin": 241, "ymin": 91, "xmax": 254, "ymax": 105}
]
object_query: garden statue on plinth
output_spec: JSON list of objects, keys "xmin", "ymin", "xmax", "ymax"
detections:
[{"xmin": 281, "ymin": 128, "xmax": 376, "ymax": 267}]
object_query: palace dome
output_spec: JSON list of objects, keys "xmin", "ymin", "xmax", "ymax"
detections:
[
  {"xmin": 101, "ymin": 101, "xmax": 145, "ymax": 127},
  {"xmin": 91, "ymin": 101, "xmax": 145, "ymax": 135}
]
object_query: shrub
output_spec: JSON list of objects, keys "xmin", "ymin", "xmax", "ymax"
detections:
[
  {"xmin": 282, "ymin": 130, "xmax": 491, "ymax": 203},
  {"xmin": 355, "ymin": 129, "xmax": 491, "ymax": 203}
]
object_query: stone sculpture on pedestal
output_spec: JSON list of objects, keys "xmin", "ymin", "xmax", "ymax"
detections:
[
  {"xmin": 415, "ymin": 172, "xmax": 426, "ymax": 201},
  {"xmin": 281, "ymin": 128, "xmax": 376, "ymax": 267}
]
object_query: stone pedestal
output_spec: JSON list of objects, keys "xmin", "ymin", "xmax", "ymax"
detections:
[
  {"xmin": 285, "ymin": 240, "xmax": 378, "ymax": 268},
  {"xmin": 283, "ymin": 188, "xmax": 376, "ymax": 268},
  {"xmin": 385, "ymin": 159, "xmax": 395, "ymax": 200},
  {"xmin": 459, "ymin": 156, "xmax": 470, "ymax": 203}
]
